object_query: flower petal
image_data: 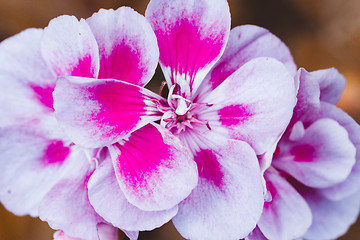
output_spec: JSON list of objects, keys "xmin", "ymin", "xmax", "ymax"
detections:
[
  {"xmin": 0, "ymin": 28, "xmax": 56, "ymax": 122},
  {"xmin": 172, "ymin": 140, "xmax": 263, "ymax": 240},
  {"xmin": 41, "ymin": 15, "xmax": 100, "ymax": 78},
  {"xmin": 200, "ymin": 57, "xmax": 297, "ymax": 155},
  {"xmin": 0, "ymin": 127, "xmax": 79, "ymax": 217},
  {"xmin": 246, "ymin": 227, "xmax": 268, "ymax": 240},
  {"xmin": 257, "ymin": 169, "xmax": 312, "ymax": 240},
  {"xmin": 274, "ymin": 118, "xmax": 356, "ymax": 188},
  {"xmin": 301, "ymin": 102, "xmax": 360, "ymax": 200},
  {"xmin": 88, "ymin": 154, "xmax": 178, "ymax": 231},
  {"xmin": 86, "ymin": 7, "xmax": 159, "ymax": 86},
  {"xmin": 39, "ymin": 156, "xmax": 102, "ymax": 240},
  {"xmin": 198, "ymin": 24, "xmax": 297, "ymax": 95},
  {"xmin": 53, "ymin": 76, "xmax": 162, "ymax": 148},
  {"xmin": 315, "ymin": 67, "xmax": 346, "ymax": 104},
  {"xmin": 146, "ymin": 0, "xmax": 230, "ymax": 93},
  {"xmin": 109, "ymin": 123, "xmax": 198, "ymax": 211},
  {"xmin": 299, "ymin": 187, "xmax": 360, "ymax": 240}
]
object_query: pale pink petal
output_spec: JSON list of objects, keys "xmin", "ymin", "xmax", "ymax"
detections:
[
  {"xmin": 299, "ymin": 187, "xmax": 360, "ymax": 240},
  {"xmin": 274, "ymin": 118, "xmax": 356, "ymax": 188},
  {"xmin": 97, "ymin": 223, "xmax": 119, "ymax": 240},
  {"xmin": 257, "ymin": 169, "xmax": 312, "ymax": 240},
  {"xmin": 0, "ymin": 128, "xmax": 80, "ymax": 217},
  {"xmin": 86, "ymin": 7, "xmax": 159, "ymax": 86},
  {"xmin": 172, "ymin": 140, "xmax": 263, "ymax": 240},
  {"xmin": 0, "ymin": 28, "xmax": 56, "ymax": 123},
  {"xmin": 246, "ymin": 227, "xmax": 268, "ymax": 240},
  {"xmin": 53, "ymin": 76, "xmax": 162, "ymax": 148},
  {"xmin": 41, "ymin": 15, "xmax": 100, "ymax": 78},
  {"xmin": 121, "ymin": 230, "xmax": 139, "ymax": 240},
  {"xmin": 109, "ymin": 123, "xmax": 197, "ymax": 211},
  {"xmin": 199, "ymin": 57, "xmax": 296, "ymax": 155},
  {"xmin": 199, "ymin": 24, "xmax": 297, "ymax": 95},
  {"xmin": 290, "ymin": 68, "xmax": 321, "ymax": 125},
  {"xmin": 88, "ymin": 153, "xmax": 178, "ymax": 231},
  {"xmin": 314, "ymin": 67, "xmax": 346, "ymax": 104},
  {"xmin": 301, "ymin": 102, "xmax": 360, "ymax": 200},
  {"xmin": 53, "ymin": 231, "xmax": 82, "ymax": 240},
  {"xmin": 39, "ymin": 156, "xmax": 102, "ymax": 240},
  {"xmin": 146, "ymin": 0, "xmax": 230, "ymax": 93}
]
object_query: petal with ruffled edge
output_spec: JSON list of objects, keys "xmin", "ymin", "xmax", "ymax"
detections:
[
  {"xmin": 41, "ymin": 15, "xmax": 100, "ymax": 78},
  {"xmin": 315, "ymin": 67, "xmax": 346, "ymax": 104},
  {"xmin": 274, "ymin": 118, "xmax": 356, "ymax": 188},
  {"xmin": 172, "ymin": 139, "xmax": 263, "ymax": 240},
  {"xmin": 197, "ymin": 25, "xmax": 297, "ymax": 97},
  {"xmin": 39, "ymin": 155, "xmax": 103, "ymax": 240},
  {"xmin": 86, "ymin": 7, "xmax": 159, "ymax": 86},
  {"xmin": 0, "ymin": 127, "xmax": 80, "ymax": 217},
  {"xmin": 198, "ymin": 57, "xmax": 296, "ymax": 155},
  {"xmin": 109, "ymin": 123, "xmax": 197, "ymax": 211},
  {"xmin": 0, "ymin": 28, "xmax": 56, "ymax": 125},
  {"xmin": 53, "ymin": 76, "xmax": 163, "ymax": 148},
  {"xmin": 301, "ymin": 102, "xmax": 360, "ymax": 200},
  {"xmin": 298, "ymin": 187, "xmax": 360, "ymax": 240},
  {"xmin": 256, "ymin": 169, "xmax": 312, "ymax": 240},
  {"xmin": 146, "ymin": 0, "xmax": 230, "ymax": 94},
  {"xmin": 88, "ymin": 152, "xmax": 178, "ymax": 231}
]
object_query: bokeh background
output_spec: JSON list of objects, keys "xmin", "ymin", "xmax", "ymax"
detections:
[{"xmin": 0, "ymin": 0, "xmax": 359, "ymax": 239}]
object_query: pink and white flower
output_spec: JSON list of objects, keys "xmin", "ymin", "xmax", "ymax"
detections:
[
  {"xmin": 0, "ymin": 7, "xmax": 166, "ymax": 240},
  {"xmin": 247, "ymin": 68, "xmax": 360, "ymax": 240},
  {"xmin": 52, "ymin": 0, "xmax": 298, "ymax": 239}
]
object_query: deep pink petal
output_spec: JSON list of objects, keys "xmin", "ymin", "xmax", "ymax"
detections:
[
  {"xmin": 39, "ymin": 156, "xmax": 103, "ymax": 240},
  {"xmin": 198, "ymin": 25, "xmax": 297, "ymax": 96},
  {"xmin": 53, "ymin": 76, "xmax": 162, "ymax": 148},
  {"xmin": 274, "ymin": 118, "xmax": 356, "ymax": 188},
  {"xmin": 88, "ymin": 154, "xmax": 178, "ymax": 231},
  {"xmin": 86, "ymin": 7, "xmax": 159, "ymax": 86},
  {"xmin": 0, "ymin": 128, "xmax": 80, "ymax": 217},
  {"xmin": 301, "ymin": 102, "xmax": 360, "ymax": 200},
  {"xmin": 257, "ymin": 169, "xmax": 311, "ymax": 240},
  {"xmin": 41, "ymin": 15, "xmax": 100, "ymax": 78},
  {"xmin": 172, "ymin": 140, "xmax": 263, "ymax": 240},
  {"xmin": 199, "ymin": 57, "xmax": 297, "ymax": 155},
  {"xmin": 0, "ymin": 28, "xmax": 56, "ymax": 122},
  {"xmin": 298, "ymin": 187, "xmax": 360, "ymax": 240},
  {"xmin": 109, "ymin": 123, "xmax": 197, "ymax": 211},
  {"xmin": 146, "ymin": 0, "xmax": 230, "ymax": 93}
]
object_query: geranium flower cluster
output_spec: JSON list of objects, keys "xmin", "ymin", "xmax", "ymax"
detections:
[{"xmin": 0, "ymin": 0, "xmax": 359, "ymax": 239}]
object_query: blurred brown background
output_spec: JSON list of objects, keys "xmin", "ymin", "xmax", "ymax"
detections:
[{"xmin": 0, "ymin": 0, "xmax": 359, "ymax": 239}]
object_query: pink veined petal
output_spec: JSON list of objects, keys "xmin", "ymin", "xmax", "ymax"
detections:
[
  {"xmin": 41, "ymin": 15, "xmax": 100, "ymax": 78},
  {"xmin": 145, "ymin": 0, "xmax": 230, "ymax": 93},
  {"xmin": 301, "ymin": 102, "xmax": 360, "ymax": 200},
  {"xmin": 314, "ymin": 67, "xmax": 346, "ymax": 104},
  {"xmin": 88, "ymin": 154, "xmax": 178, "ymax": 231},
  {"xmin": 246, "ymin": 227, "xmax": 268, "ymax": 240},
  {"xmin": 109, "ymin": 123, "xmax": 198, "ymax": 211},
  {"xmin": 172, "ymin": 139, "xmax": 263, "ymax": 240},
  {"xmin": 298, "ymin": 186, "xmax": 360, "ymax": 240},
  {"xmin": 257, "ymin": 169, "xmax": 312, "ymax": 240},
  {"xmin": 86, "ymin": 7, "xmax": 159, "ymax": 86},
  {"xmin": 39, "ymin": 155, "xmax": 103, "ymax": 240},
  {"xmin": 197, "ymin": 24, "xmax": 297, "ymax": 97},
  {"xmin": 274, "ymin": 118, "xmax": 356, "ymax": 188},
  {"xmin": 0, "ymin": 127, "xmax": 79, "ymax": 217},
  {"xmin": 53, "ymin": 76, "xmax": 163, "ymax": 148},
  {"xmin": 199, "ymin": 57, "xmax": 297, "ymax": 155},
  {"xmin": 0, "ymin": 28, "xmax": 57, "ymax": 121}
]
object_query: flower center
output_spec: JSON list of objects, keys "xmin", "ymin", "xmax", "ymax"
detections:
[{"xmin": 158, "ymin": 84, "xmax": 205, "ymax": 135}]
